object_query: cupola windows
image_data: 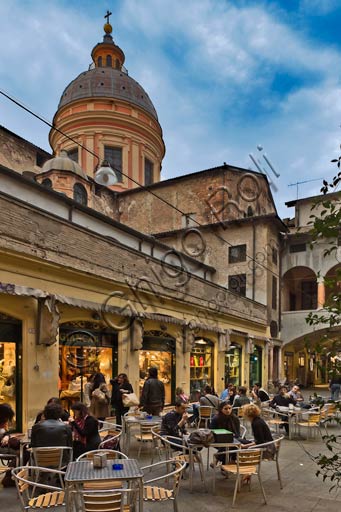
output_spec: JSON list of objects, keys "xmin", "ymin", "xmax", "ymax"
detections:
[
  {"xmin": 106, "ymin": 55, "xmax": 112, "ymax": 67},
  {"xmin": 98, "ymin": 56, "xmax": 102, "ymax": 67},
  {"xmin": 104, "ymin": 146, "xmax": 123, "ymax": 182},
  {"xmin": 73, "ymin": 183, "xmax": 88, "ymax": 206}
]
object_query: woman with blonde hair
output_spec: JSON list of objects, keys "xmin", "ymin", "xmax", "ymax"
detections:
[{"xmin": 242, "ymin": 403, "xmax": 275, "ymax": 458}]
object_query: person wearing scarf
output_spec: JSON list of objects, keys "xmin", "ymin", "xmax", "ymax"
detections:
[{"xmin": 69, "ymin": 402, "xmax": 101, "ymax": 459}]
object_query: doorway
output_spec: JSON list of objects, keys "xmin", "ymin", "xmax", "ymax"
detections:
[
  {"xmin": 249, "ymin": 345, "xmax": 262, "ymax": 388},
  {"xmin": 139, "ymin": 331, "xmax": 175, "ymax": 405},
  {"xmin": 0, "ymin": 313, "xmax": 22, "ymax": 431}
]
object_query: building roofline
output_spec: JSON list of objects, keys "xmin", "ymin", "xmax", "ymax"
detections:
[
  {"xmin": 0, "ymin": 163, "xmax": 215, "ymax": 274},
  {"xmin": 0, "ymin": 124, "xmax": 51, "ymax": 157},
  {"xmin": 153, "ymin": 213, "xmax": 287, "ymax": 239},
  {"xmin": 285, "ymin": 190, "xmax": 341, "ymax": 207}
]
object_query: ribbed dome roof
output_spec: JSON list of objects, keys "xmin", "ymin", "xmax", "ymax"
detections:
[
  {"xmin": 42, "ymin": 151, "xmax": 88, "ymax": 180},
  {"xmin": 58, "ymin": 67, "xmax": 158, "ymax": 120}
]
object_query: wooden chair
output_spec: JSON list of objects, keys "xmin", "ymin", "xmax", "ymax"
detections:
[
  {"xmin": 221, "ymin": 448, "xmax": 267, "ymax": 506},
  {"xmin": 252, "ymin": 435, "xmax": 284, "ymax": 489},
  {"xmin": 73, "ymin": 487, "xmax": 137, "ymax": 512},
  {"xmin": 30, "ymin": 447, "xmax": 72, "ymax": 487},
  {"xmin": 12, "ymin": 466, "xmax": 65, "ymax": 511},
  {"xmin": 76, "ymin": 449, "xmax": 128, "ymax": 461},
  {"xmin": 198, "ymin": 406, "xmax": 214, "ymax": 428},
  {"xmin": 297, "ymin": 412, "xmax": 322, "ymax": 439},
  {"xmin": 141, "ymin": 459, "xmax": 186, "ymax": 512},
  {"xmin": 135, "ymin": 421, "xmax": 160, "ymax": 458},
  {"xmin": 261, "ymin": 408, "xmax": 288, "ymax": 434}
]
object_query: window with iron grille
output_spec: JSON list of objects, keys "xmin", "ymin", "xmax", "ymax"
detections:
[
  {"xmin": 145, "ymin": 158, "xmax": 154, "ymax": 186},
  {"xmin": 228, "ymin": 274, "xmax": 246, "ymax": 296},
  {"xmin": 289, "ymin": 243, "xmax": 306, "ymax": 253},
  {"xmin": 228, "ymin": 244, "xmax": 247, "ymax": 263},
  {"xmin": 104, "ymin": 146, "xmax": 123, "ymax": 182},
  {"xmin": 73, "ymin": 183, "xmax": 88, "ymax": 206},
  {"xmin": 67, "ymin": 148, "xmax": 78, "ymax": 163},
  {"xmin": 272, "ymin": 276, "xmax": 277, "ymax": 310}
]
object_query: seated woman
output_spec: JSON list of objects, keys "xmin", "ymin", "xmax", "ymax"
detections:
[
  {"xmin": 242, "ymin": 403, "xmax": 275, "ymax": 459},
  {"xmin": 175, "ymin": 387, "xmax": 189, "ymax": 404},
  {"xmin": 0, "ymin": 403, "xmax": 18, "ymax": 456},
  {"xmin": 69, "ymin": 402, "xmax": 101, "ymax": 459},
  {"xmin": 210, "ymin": 401, "xmax": 240, "ymax": 464}
]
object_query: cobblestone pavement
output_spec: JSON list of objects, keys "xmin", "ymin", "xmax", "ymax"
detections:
[{"xmin": 1, "ymin": 387, "xmax": 340, "ymax": 511}]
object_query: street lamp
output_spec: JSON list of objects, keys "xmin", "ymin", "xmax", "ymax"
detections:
[{"xmin": 94, "ymin": 160, "xmax": 119, "ymax": 186}]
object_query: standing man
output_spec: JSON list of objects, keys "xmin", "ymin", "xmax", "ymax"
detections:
[{"xmin": 140, "ymin": 367, "xmax": 165, "ymax": 416}]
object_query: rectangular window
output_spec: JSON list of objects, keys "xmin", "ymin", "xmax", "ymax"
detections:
[
  {"xmin": 272, "ymin": 247, "xmax": 278, "ymax": 265},
  {"xmin": 228, "ymin": 274, "xmax": 246, "ymax": 296},
  {"xmin": 104, "ymin": 146, "xmax": 123, "ymax": 182},
  {"xmin": 272, "ymin": 276, "xmax": 277, "ymax": 310},
  {"xmin": 301, "ymin": 281, "xmax": 317, "ymax": 310},
  {"xmin": 228, "ymin": 244, "xmax": 247, "ymax": 263},
  {"xmin": 67, "ymin": 148, "xmax": 78, "ymax": 163},
  {"xmin": 145, "ymin": 158, "xmax": 154, "ymax": 186},
  {"xmin": 289, "ymin": 243, "xmax": 306, "ymax": 253}
]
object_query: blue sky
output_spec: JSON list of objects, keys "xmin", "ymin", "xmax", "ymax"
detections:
[{"xmin": 1, "ymin": 0, "xmax": 341, "ymax": 216}]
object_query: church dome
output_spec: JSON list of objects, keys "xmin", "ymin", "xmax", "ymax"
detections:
[
  {"xmin": 42, "ymin": 151, "xmax": 88, "ymax": 181},
  {"xmin": 58, "ymin": 67, "xmax": 158, "ymax": 120}
]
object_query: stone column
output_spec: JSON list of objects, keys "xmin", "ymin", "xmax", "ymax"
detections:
[{"xmin": 317, "ymin": 278, "xmax": 325, "ymax": 309}]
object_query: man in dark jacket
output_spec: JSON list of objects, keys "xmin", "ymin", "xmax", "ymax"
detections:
[
  {"xmin": 269, "ymin": 386, "xmax": 296, "ymax": 435},
  {"xmin": 140, "ymin": 367, "xmax": 165, "ymax": 416},
  {"xmin": 31, "ymin": 403, "xmax": 72, "ymax": 462},
  {"xmin": 251, "ymin": 383, "xmax": 270, "ymax": 403}
]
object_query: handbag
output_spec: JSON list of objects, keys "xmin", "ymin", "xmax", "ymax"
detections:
[
  {"xmin": 92, "ymin": 388, "xmax": 107, "ymax": 403},
  {"xmin": 122, "ymin": 392, "xmax": 139, "ymax": 407}
]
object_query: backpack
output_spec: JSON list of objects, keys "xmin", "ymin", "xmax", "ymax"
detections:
[{"xmin": 188, "ymin": 429, "xmax": 215, "ymax": 447}]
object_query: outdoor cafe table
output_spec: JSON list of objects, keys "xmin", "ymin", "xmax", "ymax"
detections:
[{"xmin": 64, "ymin": 458, "xmax": 144, "ymax": 512}]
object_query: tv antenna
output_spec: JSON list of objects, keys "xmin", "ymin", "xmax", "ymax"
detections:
[
  {"xmin": 288, "ymin": 177, "xmax": 323, "ymax": 199},
  {"xmin": 248, "ymin": 145, "xmax": 280, "ymax": 192}
]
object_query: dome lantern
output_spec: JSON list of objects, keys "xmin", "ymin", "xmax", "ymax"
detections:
[{"xmin": 91, "ymin": 11, "xmax": 125, "ymax": 70}]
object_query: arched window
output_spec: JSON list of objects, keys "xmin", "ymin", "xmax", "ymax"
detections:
[
  {"xmin": 115, "ymin": 59, "xmax": 120, "ymax": 70},
  {"xmin": 73, "ymin": 183, "xmax": 88, "ymax": 206},
  {"xmin": 42, "ymin": 178, "xmax": 52, "ymax": 189},
  {"xmin": 106, "ymin": 55, "xmax": 112, "ymax": 67},
  {"xmin": 98, "ymin": 56, "xmax": 102, "ymax": 67}
]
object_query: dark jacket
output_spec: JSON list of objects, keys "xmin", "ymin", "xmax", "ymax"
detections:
[
  {"xmin": 110, "ymin": 379, "xmax": 133, "ymax": 408},
  {"xmin": 210, "ymin": 413, "xmax": 240, "ymax": 437},
  {"xmin": 257, "ymin": 389, "xmax": 270, "ymax": 402},
  {"xmin": 71, "ymin": 415, "xmax": 101, "ymax": 452},
  {"xmin": 251, "ymin": 416, "xmax": 273, "ymax": 445},
  {"xmin": 233, "ymin": 395, "xmax": 250, "ymax": 409},
  {"xmin": 269, "ymin": 394, "xmax": 296, "ymax": 408},
  {"xmin": 160, "ymin": 410, "xmax": 186, "ymax": 438},
  {"xmin": 140, "ymin": 378, "xmax": 165, "ymax": 408},
  {"xmin": 31, "ymin": 419, "xmax": 72, "ymax": 448}
]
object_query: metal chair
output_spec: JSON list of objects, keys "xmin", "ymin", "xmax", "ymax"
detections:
[
  {"xmin": 160, "ymin": 435, "xmax": 206, "ymax": 492},
  {"xmin": 73, "ymin": 486, "xmax": 137, "ymax": 512},
  {"xmin": 251, "ymin": 435, "xmax": 285, "ymax": 489},
  {"xmin": 12, "ymin": 466, "xmax": 66, "ymax": 511},
  {"xmin": 76, "ymin": 449, "xmax": 128, "ymax": 461},
  {"xmin": 30, "ymin": 446, "xmax": 72, "ymax": 488},
  {"xmin": 141, "ymin": 459, "xmax": 186, "ymax": 512},
  {"xmin": 198, "ymin": 406, "xmax": 214, "ymax": 428},
  {"xmin": 297, "ymin": 411, "xmax": 322, "ymax": 439},
  {"xmin": 220, "ymin": 448, "xmax": 267, "ymax": 506},
  {"xmin": 135, "ymin": 421, "xmax": 160, "ymax": 459}
]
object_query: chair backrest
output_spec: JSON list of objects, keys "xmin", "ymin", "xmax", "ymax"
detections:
[
  {"xmin": 32, "ymin": 447, "xmax": 71, "ymax": 468},
  {"xmin": 237, "ymin": 449, "xmax": 262, "ymax": 468},
  {"xmin": 240, "ymin": 425, "xmax": 247, "ymax": 439},
  {"xmin": 139, "ymin": 422, "xmax": 160, "ymax": 436},
  {"xmin": 76, "ymin": 488, "xmax": 134, "ymax": 512},
  {"xmin": 141, "ymin": 459, "xmax": 186, "ymax": 498},
  {"xmin": 199, "ymin": 406, "xmax": 213, "ymax": 419},
  {"xmin": 76, "ymin": 449, "xmax": 128, "ymax": 461},
  {"xmin": 12, "ymin": 466, "xmax": 64, "ymax": 511}
]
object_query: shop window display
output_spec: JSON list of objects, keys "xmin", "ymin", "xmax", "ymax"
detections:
[
  {"xmin": 190, "ymin": 339, "xmax": 214, "ymax": 397},
  {"xmin": 0, "ymin": 343, "xmax": 16, "ymax": 412},
  {"xmin": 224, "ymin": 344, "xmax": 242, "ymax": 386},
  {"xmin": 59, "ymin": 322, "xmax": 118, "ymax": 408},
  {"xmin": 139, "ymin": 350, "xmax": 172, "ymax": 404}
]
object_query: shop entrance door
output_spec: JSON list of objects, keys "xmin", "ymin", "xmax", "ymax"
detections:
[
  {"xmin": 0, "ymin": 313, "xmax": 22, "ymax": 431},
  {"xmin": 249, "ymin": 345, "xmax": 262, "ymax": 388},
  {"xmin": 224, "ymin": 344, "xmax": 242, "ymax": 386},
  {"xmin": 140, "ymin": 332, "xmax": 175, "ymax": 405},
  {"xmin": 284, "ymin": 352, "xmax": 294, "ymax": 384}
]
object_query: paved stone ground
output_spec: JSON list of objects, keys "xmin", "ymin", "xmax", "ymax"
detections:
[{"xmin": 1, "ymin": 387, "xmax": 340, "ymax": 511}]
